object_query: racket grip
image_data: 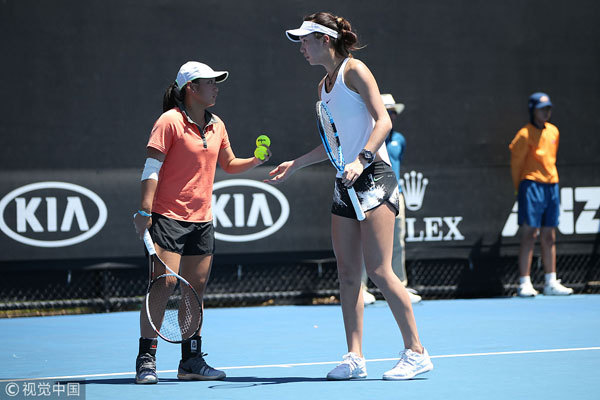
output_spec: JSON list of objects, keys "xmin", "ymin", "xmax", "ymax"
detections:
[
  {"xmin": 347, "ymin": 187, "xmax": 366, "ymax": 221},
  {"xmin": 143, "ymin": 229, "xmax": 157, "ymax": 256}
]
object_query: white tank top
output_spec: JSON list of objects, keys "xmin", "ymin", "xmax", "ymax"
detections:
[{"xmin": 320, "ymin": 58, "xmax": 390, "ymax": 177}]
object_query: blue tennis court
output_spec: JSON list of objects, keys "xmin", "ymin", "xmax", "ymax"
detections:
[{"xmin": 1, "ymin": 295, "xmax": 599, "ymax": 400}]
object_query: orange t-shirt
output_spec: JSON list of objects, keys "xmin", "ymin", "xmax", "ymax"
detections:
[
  {"xmin": 509, "ymin": 122, "xmax": 559, "ymax": 189},
  {"xmin": 147, "ymin": 107, "xmax": 230, "ymax": 222}
]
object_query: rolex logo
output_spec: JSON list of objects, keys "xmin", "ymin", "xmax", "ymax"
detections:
[
  {"xmin": 402, "ymin": 170, "xmax": 464, "ymax": 242},
  {"xmin": 400, "ymin": 171, "xmax": 429, "ymax": 211}
]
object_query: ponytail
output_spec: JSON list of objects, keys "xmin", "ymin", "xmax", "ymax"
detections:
[
  {"xmin": 305, "ymin": 12, "xmax": 361, "ymax": 57},
  {"xmin": 334, "ymin": 17, "xmax": 360, "ymax": 57},
  {"xmin": 162, "ymin": 83, "xmax": 184, "ymax": 112}
]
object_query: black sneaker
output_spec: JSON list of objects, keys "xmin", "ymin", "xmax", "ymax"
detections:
[
  {"xmin": 135, "ymin": 353, "xmax": 158, "ymax": 384},
  {"xmin": 177, "ymin": 353, "xmax": 226, "ymax": 381}
]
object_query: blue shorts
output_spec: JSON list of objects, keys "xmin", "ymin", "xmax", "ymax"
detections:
[{"xmin": 517, "ymin": 180, "xmax": 560, "ymax": 228}]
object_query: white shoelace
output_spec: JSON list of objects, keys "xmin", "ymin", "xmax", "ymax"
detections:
[
  {"xmin": 342, "ymin": 353, "xmax": 360, "ymax": 367},
  {"xmin": 394, "ymin": 350, "xmax": 418, "ymax": 369},
  {"xmin": 330, "ymin": 353, "xmax": 362, "ymax": 373}
]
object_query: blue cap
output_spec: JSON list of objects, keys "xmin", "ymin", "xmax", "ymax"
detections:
[{"xmin": 528, "ymin": 92, "xmax": 552, "ymax": 110}]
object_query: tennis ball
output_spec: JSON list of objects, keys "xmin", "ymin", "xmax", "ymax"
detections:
[
  {"xmin": 254, "ymin": 146, "xmax": 268, "ymax": 161},
  {"xmin": 256, "ymin": 135, "xmax": 271, "ymax": 148}
]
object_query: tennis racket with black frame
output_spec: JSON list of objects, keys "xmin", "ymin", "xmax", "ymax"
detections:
[
  {"xmin": 142, "ymin": 228, "xmax": 203, "ymax": 344},
  {"xmin": 316, "ymin": 100, "xmax": 366, "ymax": 221}
]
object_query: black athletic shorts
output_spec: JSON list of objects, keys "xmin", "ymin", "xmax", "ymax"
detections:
[
  {"xmin": 332, "ymin": 161, "xmax": 400, "ymax": 220},
  {"xmin": 149, "ymin": 213, "xmax": 215, "ymax": 256}
]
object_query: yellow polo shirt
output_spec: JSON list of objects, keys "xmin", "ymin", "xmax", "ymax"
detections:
[{"xmin": 509, "ymin": 122, "xmax": 559, "ymax": 190}]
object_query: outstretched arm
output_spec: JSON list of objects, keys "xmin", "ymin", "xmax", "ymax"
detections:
[
  {"xmin": 218, "ymin": 145, "xmax": 271, "ymax": 174},
  {"xmin": 265, "ymin": 145, "xmax": 327, "ymax": 184}
]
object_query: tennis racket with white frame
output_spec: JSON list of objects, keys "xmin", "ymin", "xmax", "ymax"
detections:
[
  {"xmin": 141, "ymin": 227, "xmax": 202, "ymax": 343},
  {"xmin": 316, "ymin": 100, "xmax": 366, "ymax": 221}
]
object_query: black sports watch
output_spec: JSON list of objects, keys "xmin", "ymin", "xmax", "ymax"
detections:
[{"xmin": 359, "ymin": 149, "xmax": 374, "ymax": 164}]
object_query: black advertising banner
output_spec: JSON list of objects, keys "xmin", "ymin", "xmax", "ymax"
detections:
[
  {"xmin": 398, "ymin": 164, "xmax": 600, "ymax": 259},
  {"xmin": 0, "ymin": 1, "xmax": 598, "ymax": 266},
  {"xmin": 0, "ymin": 167, "xmax": 334, "ymax": 262},
  {"xmin": 0, "ymin": 170, "xmax": 141, "ymax": 261},
  {"xmin": 0, "ymin": 165, "xmax": 598, "ymax": 263}
]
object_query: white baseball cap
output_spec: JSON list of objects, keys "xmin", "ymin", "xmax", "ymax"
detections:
[
  {"xmin": 285, "ymin": 21, "xmax": 339, "ymax": 42},
  {"xmin": 175, "ymin": 61, "xmax": 228, "ymax": 88},
  {"xmin": 381, "ymin": 93, "xmax": 405, "ymax": 114}
]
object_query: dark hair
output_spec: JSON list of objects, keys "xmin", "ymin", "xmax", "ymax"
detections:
[
  {"xmin": 304, "ymin": 12, "xmax": 361, "ymax": 57},
  {"xmin": 162, "ymin": 83, "xmax": 185, "ymax": 112}
]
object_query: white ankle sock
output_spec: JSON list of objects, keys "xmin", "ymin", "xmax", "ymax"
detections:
[
  {"xmin": 519, "ymin": 276, "xmax": 532, "ymax": 285},
  {"xmin": 545, "ymin": 272, "xmax": 557, "ymax": 285}
]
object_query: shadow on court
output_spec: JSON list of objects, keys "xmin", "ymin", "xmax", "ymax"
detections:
[
  {"xmin": 78, "ymin": 376, "xmax": 428, "ymax": 388},
  {"xmin": 80, "ymin": 378, "xmax": 179, "ymax": 385},
  {"xmin": 208, "ymin": 376, "xmax": 326, "ymax": 389},
  {"xmin": 79, "ymin": 376, "xmax": 330, "ymax": 387},
  {"xmin": 208, "ymin": 376, "xmax": 428, "ymax": 389},
  {"xmin": 79, "ymin": 376, "xmax": 331, "ymax": 387}
]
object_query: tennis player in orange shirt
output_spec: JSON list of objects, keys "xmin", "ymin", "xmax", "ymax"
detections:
[{"xmin": 132, "ymin": 61, "xmax": 271, "ymax": 384}]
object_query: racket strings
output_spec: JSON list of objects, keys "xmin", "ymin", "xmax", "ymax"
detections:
[
  {"xmin": 147, "ymin": 274, "xmax": 200, "ymax": 342},
  {"xmin": 178, "ymin": 286, "xmax": 198, "ymax": 335},
  {"xmin": 317, "ymin": 105, "xmax": 344, "ymax": 167}
]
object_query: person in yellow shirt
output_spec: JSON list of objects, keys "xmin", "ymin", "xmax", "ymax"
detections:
[{"xmin": 509, "ymin": 92, "xmax": 573, "ymax": 297}]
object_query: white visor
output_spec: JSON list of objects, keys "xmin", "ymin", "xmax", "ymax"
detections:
[{"xmin": 285, "ymin": 21, "xmax": 339, "ymax": 42}]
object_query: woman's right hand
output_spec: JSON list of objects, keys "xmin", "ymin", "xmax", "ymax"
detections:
[
  {"xmin": 133, "ymin": 212, "xmax": 152, "ymax": 239},
  {"xmin": 265, "ymin": 161, "xmax": 296, "ymax": 184}
]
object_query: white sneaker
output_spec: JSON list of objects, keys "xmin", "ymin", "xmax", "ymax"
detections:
[
  {"xmin": 362, "ymin": 288, "xmax": 376, "ymax": 305},
  {"xmin": 517, "ymin": 282, "xmax": 538, "ymax": 297},
  {"xmin": 543, "ymin": 280, "xmax": 573, "ymax": 296},
  {"xmin": 326, "ymin": 352, "xmax": 367, "ymax": 380},
  {"xmin": 383, "ymin": 348, "xmax": 433, "ymax": 380},
  {"xmin": 406, "ymin": 288, "xmax": 422, "ymax": 304}
]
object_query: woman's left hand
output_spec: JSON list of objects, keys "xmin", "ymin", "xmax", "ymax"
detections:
[{"xmin": 342, "ymin": 159, "xmax": 364, "ymax": 187}]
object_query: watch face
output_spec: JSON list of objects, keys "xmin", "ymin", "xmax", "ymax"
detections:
[{"xmin": 362, "ymin": 150, "xmax": 374, "ymax": 162}]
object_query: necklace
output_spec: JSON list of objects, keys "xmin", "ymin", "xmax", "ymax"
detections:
[{"xmin": 325, "ymin": 59, "xmax": 344, "ymax": 89}]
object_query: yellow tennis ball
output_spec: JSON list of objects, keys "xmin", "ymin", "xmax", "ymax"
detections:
[
  {"xmin": 254, "ymin": 146, "xmax": 268, "ymax": 161},
  {"xmin": 256, "ymin": 135, "xmax": 271, "ymax": 148}
]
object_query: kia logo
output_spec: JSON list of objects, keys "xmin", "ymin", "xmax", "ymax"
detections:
[
  {"xmin": 0, "ymin": 182, "xmax": 108, "ymax": 248},
  {"xmin": 212, "ymin": 179, "xmax": 289, "ymax": 242}
]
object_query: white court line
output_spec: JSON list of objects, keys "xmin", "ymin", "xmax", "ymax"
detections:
[{"xmin": 1, "ymin": 346, "xmax": 598, "ymax": 383}]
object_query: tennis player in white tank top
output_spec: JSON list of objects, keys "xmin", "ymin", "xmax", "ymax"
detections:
[
  {"xmin": 267, "ymin": 12, "xmax": 433, "ymax": 381},
  {"xmin": 320, "ymin": 57, "xmax": 392, "ymax": 175}
]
